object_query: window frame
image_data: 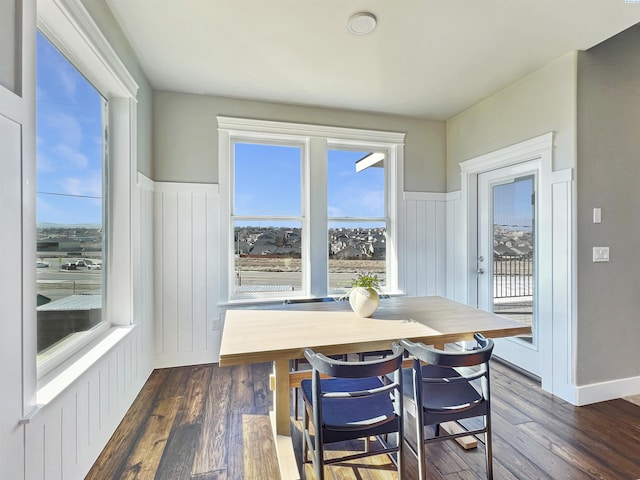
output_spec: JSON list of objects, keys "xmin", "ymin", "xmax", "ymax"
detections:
[
  {"xmin": 326, "ymin": 143, "xmax": 391, "ymax": 294},
  {"xmin": 35, "ymin": 0, "xmax": 138, "ymax": 381},
  {"xmin": 218, "ymin": 117, "xmax": 405, "ymax": 303},
  {"xmin": 230, "ymin": 137, "xmax": 309, "ymax": 299}
]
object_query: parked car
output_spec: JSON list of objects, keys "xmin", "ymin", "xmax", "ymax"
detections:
[
  {"xmin": 61, "ymin": 262, "xmax": 77, "ymax": 270},
  {"xmin": 75, "ymin": 259, "xmax": 90, "ymax": 267},
  {"xmin": 87, "ymin": 262, "xmax": 102, "ymax": 270}
]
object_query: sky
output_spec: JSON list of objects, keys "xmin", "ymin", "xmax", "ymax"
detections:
[
  {"xmin": 493, "ymin": 176, "xmax": 534, "ymax": 229},
  {"xmin": 234, "ymin": 143, "xmax": 385, "ymax": 228},
  {"xmin": 36, "ymin": 31, "xmax": 104, "ymax": 227}
]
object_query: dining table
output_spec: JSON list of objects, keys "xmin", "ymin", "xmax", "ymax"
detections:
[{"xmin": 219, "ymin": 295, "xmax": 531, "ymax": 480}]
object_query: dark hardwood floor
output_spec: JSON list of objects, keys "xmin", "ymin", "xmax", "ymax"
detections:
[{"xmin": 86, "ymin": 359, "xmax": 640, "ymax": 479}]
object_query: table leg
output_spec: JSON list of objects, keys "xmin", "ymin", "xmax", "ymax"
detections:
[
  {"xmin": 273, "ymin": 359, "xmax": 291, "ymax": 435},
  {"xmin": 270, "ymin": 359, "xmax": 301, "ymax": 479}
]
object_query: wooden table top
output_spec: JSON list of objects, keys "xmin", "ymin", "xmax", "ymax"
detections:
[{"xmin": 219, "ymin": 295, "xmax": 531, "ymax": 366}]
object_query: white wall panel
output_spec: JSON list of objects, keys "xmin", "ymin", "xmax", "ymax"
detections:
[
  {"xmin": 25, "ymin": 329, "xmax": 149, "ymax": 480},
  {"xmin": 445, "ymin": 191, "xmax": 467, "ymax": 303},
  {"xmin": 22, "ymin": 178, "xmax": 155, "ymax": 480},
  {"xmin": 551, "ymin": 172, "xmax": 575, "ymax": 401},
  {"xmin": 402, "ymin": 192, "xmax": 447, "ymax": 297},
  {"xmin": 154, "ymin": 182, "xmax": 220, "ymax": 367}
]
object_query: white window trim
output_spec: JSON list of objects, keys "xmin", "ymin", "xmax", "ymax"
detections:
[
  {"xmin": 218, "ymin": 116, "xmax": 405, "ymax": 303},
  {"xmin": 34, "ymin": 0, "xmax": 138, "ymax": 384}
]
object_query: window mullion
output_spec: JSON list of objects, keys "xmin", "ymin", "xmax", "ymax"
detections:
[{"xmin": 307, "ymin": 137, "xmax": 328, "ymax": 297}]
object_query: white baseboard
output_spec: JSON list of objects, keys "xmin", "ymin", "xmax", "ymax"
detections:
[
  {"xmin": 572, "ymin": 375, "xmax": 640, "ymax": 406},
  {"xmin": 154, "ymin": 349, "xmax": 220, "ymax": 369}
]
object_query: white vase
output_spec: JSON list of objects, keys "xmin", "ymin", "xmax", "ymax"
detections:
[{"xmin": 348, "ymin": 287, "xmax": 380, "ymax": 317}]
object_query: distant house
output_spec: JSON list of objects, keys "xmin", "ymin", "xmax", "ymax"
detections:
[{"xmin": 335, "ymin": 245, "xmax": 366, "ymax": 259}]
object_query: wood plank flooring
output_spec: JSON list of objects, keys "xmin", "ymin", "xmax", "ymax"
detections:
[{"xmin": 86, "ymin": 360, "xmax": 640, "ymax": 479}]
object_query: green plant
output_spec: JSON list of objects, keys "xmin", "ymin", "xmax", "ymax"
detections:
[{"xmin": 349, "ymin": 272, "xmax": 381, "ymax": 291}]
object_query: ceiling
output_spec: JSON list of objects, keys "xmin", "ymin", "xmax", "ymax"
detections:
[{"xmin": 105, "ymin": 0, "xmax": 640, "ymax": 120}]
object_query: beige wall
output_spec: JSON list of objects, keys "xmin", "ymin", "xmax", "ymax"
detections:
[
  {"xmin": 576, "ymin": 25, "xmax": 640, "ymax": 385},
  {"xmin": 446, "ymin": 52, "xmax": 577, "ymax": 191},
  {"xmin": 82, "ymin": 0, "xmax": 154, "ymax": 177},
  {"xmin": 153, "ymin": 92, "xmax": 446, "ymax": 192}
]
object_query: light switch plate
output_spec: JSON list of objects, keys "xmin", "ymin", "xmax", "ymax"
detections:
[
  {"xmin": 593, "ymin": 247, "xmax": 610, "ymax": 262},
  {"xmin": 593, "ymin": 207, "xmax": 601, "ymax": 224}
]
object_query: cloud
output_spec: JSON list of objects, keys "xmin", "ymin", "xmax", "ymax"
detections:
[
  {"xmin": 60, "ymin": 171, "xmax": 102, "ymax": 198},
  {"xmin": 57, "ymin": 68, "xmax": 78, "ymax": 100},
  {"xmin": 52, "ymin": 144, "xmax": 90, "ymax": 170},
  {"xmin": 328, "ymin": 206, "xmax": 345, "ymax": 217},
  {"xmin": 359, "ymin": 190, "xmax": 384, "ymax": 216},
  {"xmin": 40, "ymin": 111, "xmax": 84, "ymax": 148},
  {"xmin": 36, "ymin": 151, "xmax": 56, "ymax": 173}
]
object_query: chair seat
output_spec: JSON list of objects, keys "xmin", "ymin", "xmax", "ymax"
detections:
[
  {"xmin": 302, "ymin": 377, "xmax": 396, "ymax": 429},
  {"xmin": 402, "ymin": 365, "xmax": 486, "ymax": 425}
]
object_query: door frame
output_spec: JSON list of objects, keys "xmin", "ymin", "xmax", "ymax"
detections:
[{"xmin": 459, "ymin": 133, "xmax": 556, "ymax": 392}]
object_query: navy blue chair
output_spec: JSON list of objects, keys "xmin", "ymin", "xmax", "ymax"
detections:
[
  {"xmin": 301, "ymin": 343, "xmax": 404, "ymax": 480},
  {"xmin": 400, "ymin": 334, "xmax": 494, "ymax": 480}
]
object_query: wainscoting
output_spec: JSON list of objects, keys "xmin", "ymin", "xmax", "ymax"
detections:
[
  {"xmin": 402, "ymin": 192, "xmax": 448, "ymax": 297},
  {"xmin": 151, "ymin": 182, "xmax": 452, "ymax": 366},
  {"xmin": 23, "ymin": 177, "xmax": 156, "ymax": 480},
  {"xmin": 151, "ymin": 179, "xmax": 221, "ymax": 368},
  {"xmin": 25, "ymin": 328, "xmax": 149, "ymax": 480}
]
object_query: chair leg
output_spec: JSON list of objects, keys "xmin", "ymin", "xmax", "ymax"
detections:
[
  {"xmin": 416, "ymin": 417, "xmax": 427, "ymax": 480},
  {"xmin": 315, "ymin": 429, "xmax": 324, "ymax": 480},
  {"xmin": 485, "ymin": 415, "xmax": 493, "ymax": 479},
  {"xmin": 292, "ymin": 359, "xmax": 299, "ymax": 420},
  {"xmin": 302, "ymin": 408, "xmax": 308, "ymax": 463}
]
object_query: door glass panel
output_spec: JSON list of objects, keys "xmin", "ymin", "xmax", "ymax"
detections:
[{"xmin": 492, "ymin": 175, "xmax": 535, "ymax": 344}]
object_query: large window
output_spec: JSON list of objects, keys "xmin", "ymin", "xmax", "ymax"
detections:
[
  {"xmin": 328, "ymin": 149, "xmax": 387, "ymax": 293},
  {"xmin": 232, "ymin": 142, "xmax": 304, "ymax": 296},
  {"xmin": 219, "ymin": 117, "xmax": 404, "ymax": 302},
  {"xmin": 36, "ymin": 32, "xmax": 108, "ymax": 365},
  {"xmin": 34, "ymin": 1, "xmax": 137, "ymax": 380}
]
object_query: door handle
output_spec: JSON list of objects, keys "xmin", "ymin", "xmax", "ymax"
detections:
[{"xmin": 477, "ymin": 268, "xmax": 485, "ymax": 275}]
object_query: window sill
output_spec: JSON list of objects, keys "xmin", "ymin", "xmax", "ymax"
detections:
[
  {"xmin": 22, "ymin": 325, "xmax": 136, "ymax": 423},
  {"xmin": 219, "ymin": 291, "xmax": 405, "ymax": 308}
]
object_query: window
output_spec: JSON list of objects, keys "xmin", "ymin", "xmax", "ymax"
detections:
[
  {"xmin": 34, "ymin": 0, "xmax": 138, "ymax": 379},
  {"xmin": 232, "ymin": 142, "xmax": 304, "ymax": 296},
  {"xmin": 328, "ymin": 149, "xmax": 387, "ymax": 294},
  {"xmin": 219, "ymin": 117, "xmax": 405, "ymax": 302},
  {"xmin": 36, "ymin": 32, "xmax": 108, "ymax": 365}
]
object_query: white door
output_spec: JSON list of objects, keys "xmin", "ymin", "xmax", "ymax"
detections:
[{"xmin": 477, "ymin": 161, "xmax": 541, "ymax": 377}]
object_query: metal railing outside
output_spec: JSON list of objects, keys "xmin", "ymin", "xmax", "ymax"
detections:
[{"xmin": 493, "ymin": 254, "xmax": 533, "ymax": 299}]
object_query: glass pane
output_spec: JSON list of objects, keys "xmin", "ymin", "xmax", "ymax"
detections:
[
  {"xmin": 36, "ymin": 32, "xmax": 105, "ymax": 355},
  {"xmin": 234, "ymin": 143, "xmax": 301, "ymax": 216},
  {"xmin": 329, "ymin": 221, "xmax": 386, "ymax": 293},
  {"xmin": 328, "ymin": 150, "xmax": 384, "ymax": 218},
  {"xmin": 233, "ymin": 220, "xmax": 302, "ymax": 297},
  {"xmin": 492, "ymin": 175, "xmax": 534, "ymax": 343}
]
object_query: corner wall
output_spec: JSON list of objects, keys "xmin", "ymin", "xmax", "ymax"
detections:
[{"xmin": 576, "ymin": 25, "xmax": 640, "ymax": 388}]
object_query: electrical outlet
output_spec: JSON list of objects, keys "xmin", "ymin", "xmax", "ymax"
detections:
[
  {"xmin": 211, "ymin": 317, "xmax": 221, "ymax": 330},
  {"xmin": 593, "ymin": 247, "xmax": 610, "ymax": 262}
]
